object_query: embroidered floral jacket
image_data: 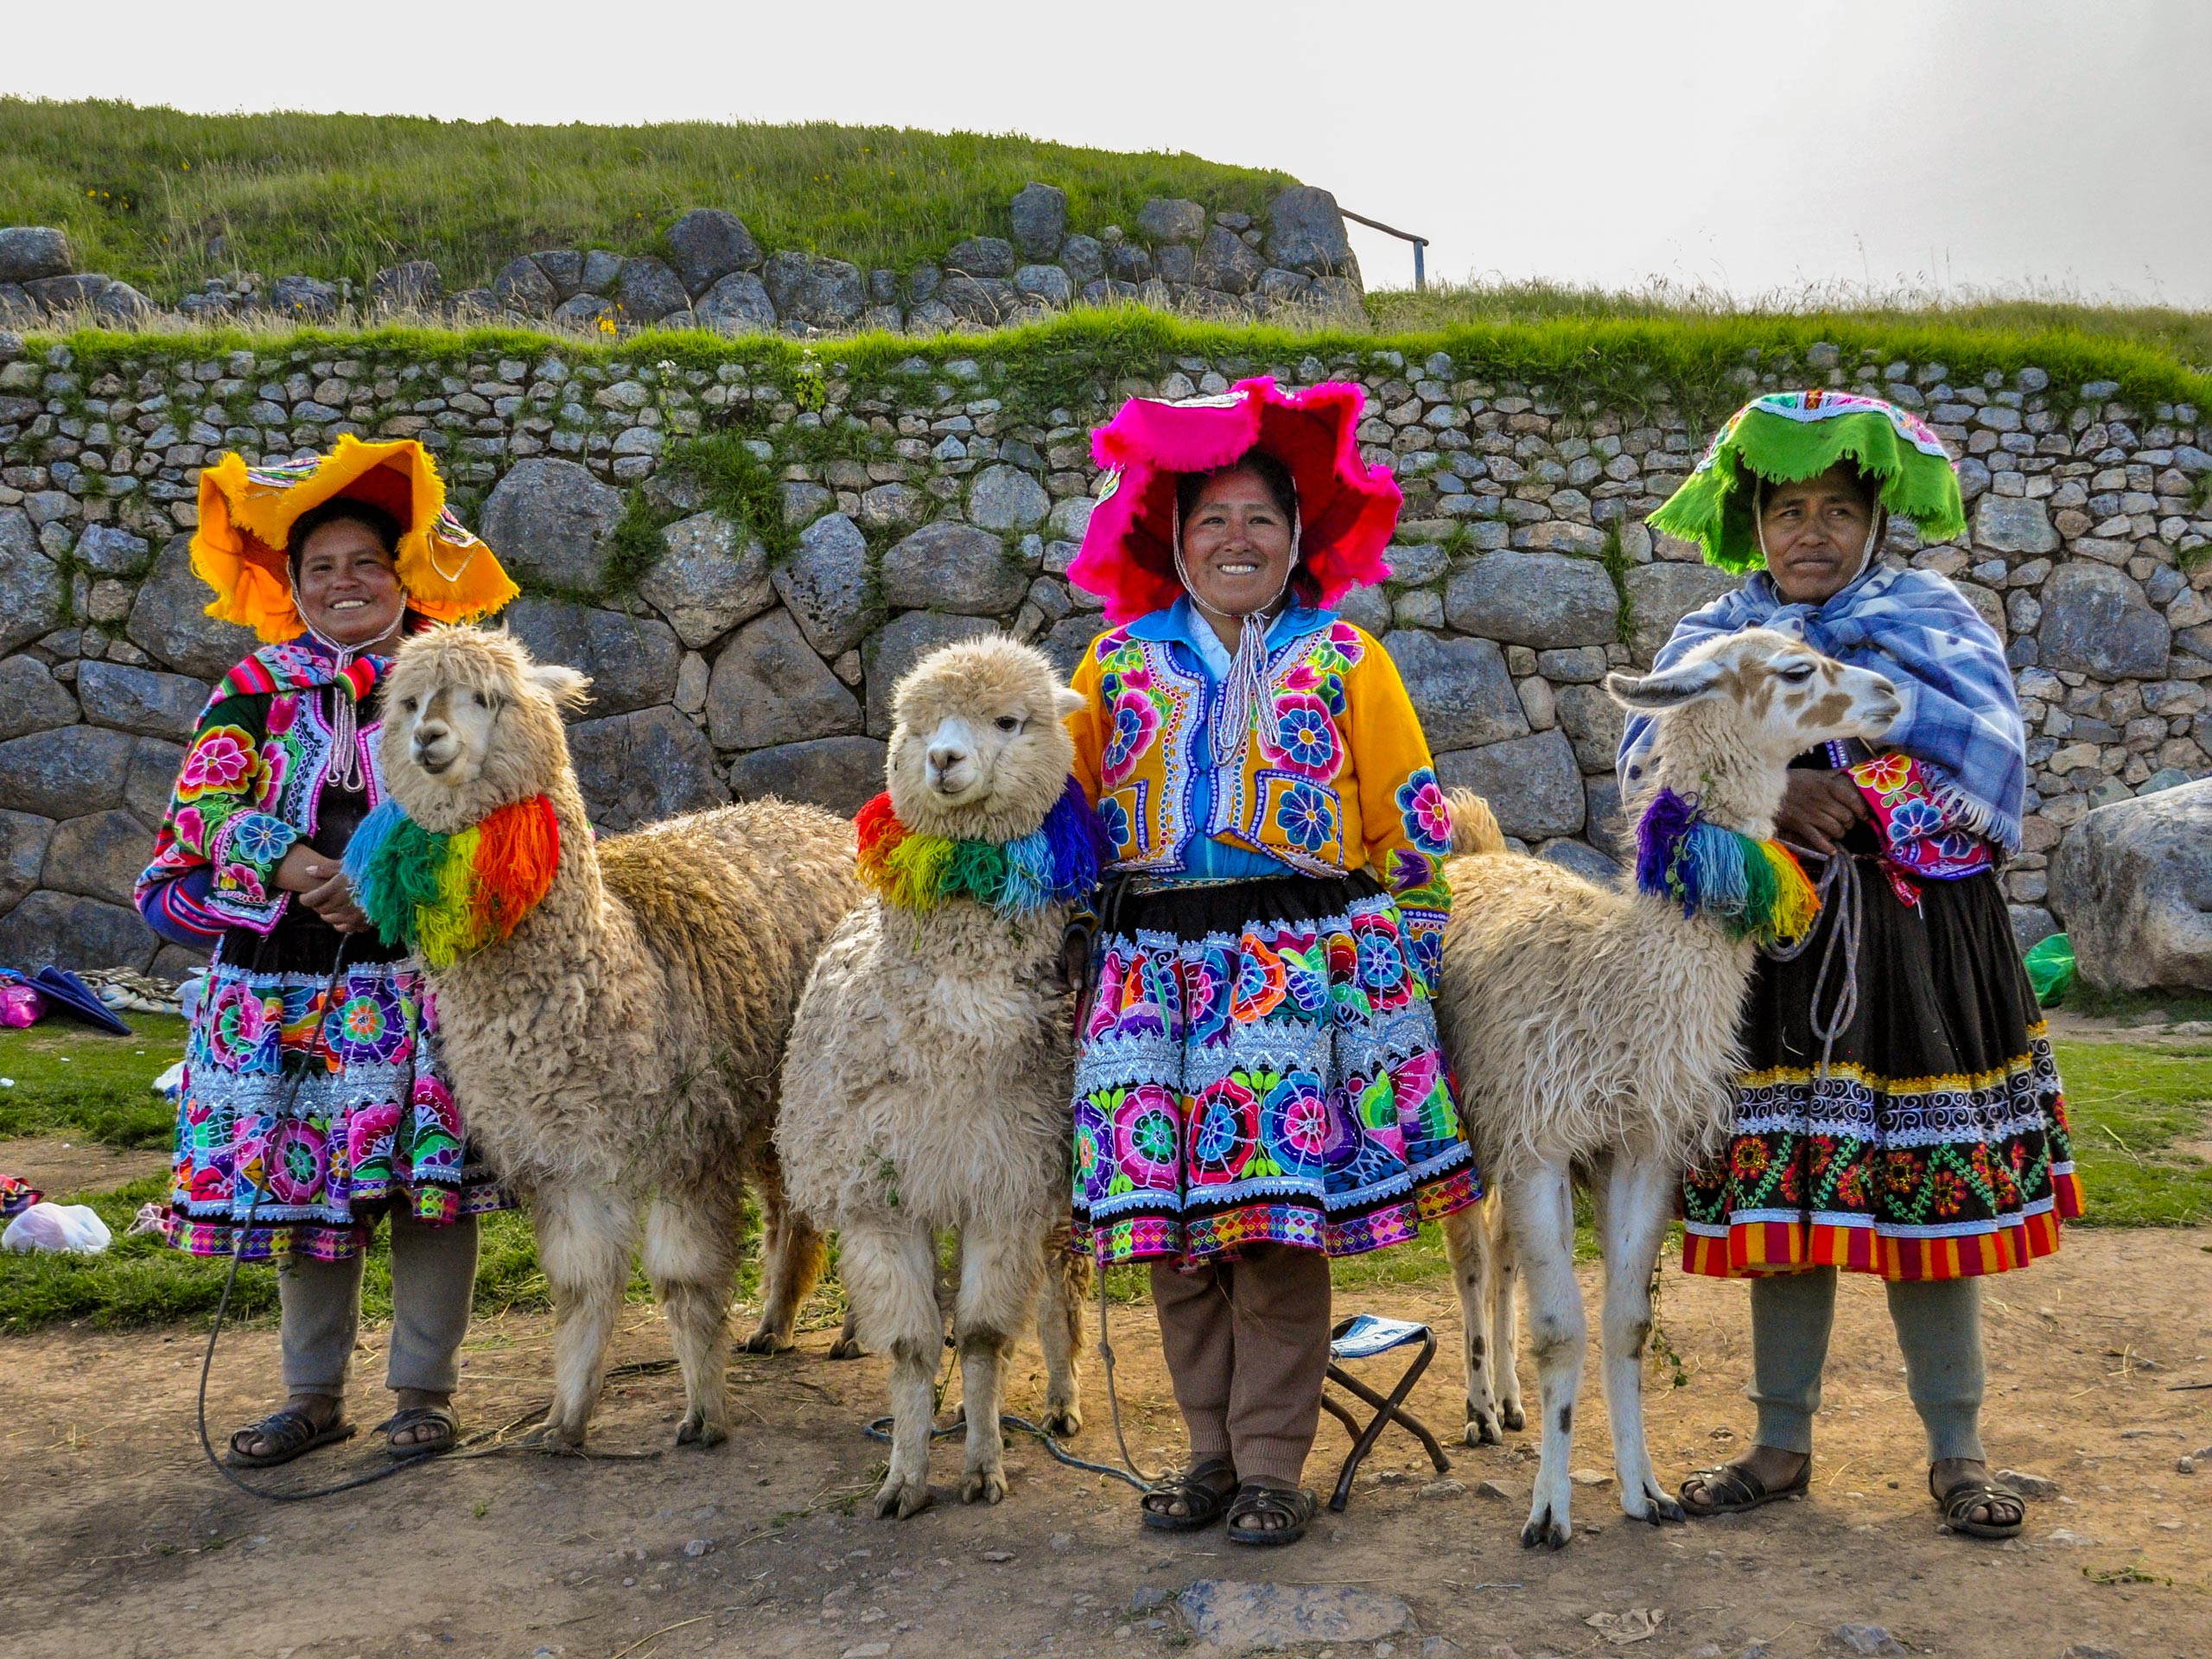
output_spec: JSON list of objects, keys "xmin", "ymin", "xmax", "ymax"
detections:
[
  {"xmin": 135, "ymin": 639, "xmax": 391, "ymax": 942},
  {"xmin": 1067, "ymin": 608, "xmax": 1455, "ymax": 988}
]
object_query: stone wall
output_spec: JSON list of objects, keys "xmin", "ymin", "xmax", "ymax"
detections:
[{"xmin": 0, "ymin": 326, "xmax": 2207, "ymax": 973}]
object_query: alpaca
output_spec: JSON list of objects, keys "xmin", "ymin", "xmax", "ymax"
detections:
[
  {"xmin": 366, "ymin": 626, "xmax": 861, "ymax": 1449},
  {"xmin": 777, "ymin": 634, "xmax": 1096, "ymax": 1519},
  {"xmin": 1432, "ymin": 626, "xmax": 1900, "ymax": 1548}
]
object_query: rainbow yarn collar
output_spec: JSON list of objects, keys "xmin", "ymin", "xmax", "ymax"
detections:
[
  {"xmin": 344, "ymin": 795, "xmax": 561, "ymax": 968},
  {"xmin": 1634, "ymin": 786, "xmax": 1820, "ymax": 946},
  {"xmin": 855, "ymin": 779, "xmax": 1103, "ymax": 918}
]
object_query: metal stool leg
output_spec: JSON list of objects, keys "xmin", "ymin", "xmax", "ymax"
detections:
[{"xmin": 1324, "ymin": 1329, "xmax": 1449, "ymax": 1512}]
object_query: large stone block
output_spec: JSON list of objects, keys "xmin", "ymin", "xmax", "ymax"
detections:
[
  {"xmin": 762, "ymin": 252, "xmax": 865, "ymax": 329},
  {"xmin": 0, "ymin": 810, "xmax": 52, "ymax": 912},
  {"xmin": 482, "ymin": 458, "xmax": 626, "ymax": 593},
  {"xmin": 0, "ymin": 655, "xmax": 78, "ymax": 741},
  {"xmin": 126, "ymin": 535, "xmax": 261, "ymax": 679},
  {"xmin": 772, "ymin": 512, "xmax": 874, "ymax": 658},
  {"xmin": 1135, "ymin": 199, "xmax": 1206, "ymax": 244},
  {"xmin": 1008, "ymin": 184, "xmax": 1069, "ymax": 260},
  {"xmin": 944, "ymin": 237, "xmax": 1018, "ymax": 279},
  {"xmin": 0, "ymin": 724, "xmax": 135, "ymax": 818},
  {"xmin": 967, "ymin": 464, "xmax": 1052, "ymax": 531},
  {"xmin": 124, "ymin": 738, "xmax": 184, "ymax": 830},
  {"xmin": 0, "ymin": 507, "xmax": 65, "ymax": 656},
  {"xmin": 2038, "ymin": 563, "xmax": 2171, "ymax": 679},
  {"xmin": 1382, "ymin": 630, "xmax": 1527, "ymax": 751},
  {"xmin": 705, "ymin": 609, "xmax": 861, "ymax": 750},
  {"xmin": 0, "ymin": 227, "xmax": 73, "ymax": 284},
  {"xmin": 504, "ymin": 596, "xmax": 681, "ymax": 716},
  {"xmin": 695, "ymin": 271, "xmax": 778, "ymax": 335},
  {"xmin": 76, "ymin": 523, "xmax": 149, "ymax": 575},
  {"xmin": 1263, "ymin": 187, "xmax": 1359, "ymax": 279},
  {"xmin": 1434, "ymin": 728, "xmax": 1585, "ymax": 840},
  {"xmin": 492, "ymin": 255, "xmax": 556, "ymax": 313},
  {"xmin": 881, "ymin": 520, "xmax": 1031, "ymax": 613},
  {"xmin": 636, "ymin": 512, "xmax": 773, "ymax": 647},
  {"xmin": 1624, "ymin": 561, "xmax": 1742, "ymax": 662},
  {"xmin": 615, "ymin": 255, "xmax": 690, "ymax": 322},
  {"xmin": 42, "ymin": 809, "xmax": 149, "ymax": 907},
  {"xmin": 1554, "ymin": 681, "xmax": 1628, "ymax": 772},
  {"xmin": 75, "ymin": 661, "xmax": 211, "ymax": 743},
  {"xmin": 2050, "ymin": 779, "xmax": 2212, "ymax": 993},
  {"xmin": 565, "ymin": 705, "xmax": 727, "ymax": 835},
  {"xmin": 1193, "ymin": 226, "xmax": 1265, "ymax": 296},
  {"xmin": 665, "ymin": 208, "xmax": 765, "ymax": 296},
  {"xmin": 1444, "ymin": 551, "xmax": 1618, "ymax": 648},
  {"xmin": 864, "ymin": 612, "xmax": 1001, "ymax": 737},
  {"xmin": 1973, "ymin": 495, "xmax": 2059, "ymax": 555},
  {"xmin": 728, "ymin": 735, "xmax": 886, "ymax": 818},
  {"xmin": 1039, "ymin": 614, "xmax": 1105, "ymax": 680},
  {"xmin": 0, "ymin": 888, "xmax": 156, "ymax": 970}
]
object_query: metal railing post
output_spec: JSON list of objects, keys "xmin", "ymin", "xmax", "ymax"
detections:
[{"xmin": 1339, "ymin": 208, "xmax": 1431, "ymax": 292}]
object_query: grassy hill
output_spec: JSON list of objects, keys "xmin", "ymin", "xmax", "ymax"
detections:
[{"xmin": 0, "ymin": 99, "xmax": 1298, "ymax": 300}]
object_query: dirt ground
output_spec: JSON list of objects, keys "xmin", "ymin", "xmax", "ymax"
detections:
[{"xmin": 4, "ymin": 1227, "xmax": 2208, "ymax": 1659}]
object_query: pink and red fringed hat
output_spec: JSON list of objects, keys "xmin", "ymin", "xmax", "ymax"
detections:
[{"xmin": 1068, "ymin": 377, "xmax": 1402, "ymax": 625}]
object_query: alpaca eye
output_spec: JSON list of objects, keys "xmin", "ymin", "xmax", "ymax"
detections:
[
  {"xmin": 1780, "ymin": 664, "xmax": 1815, "ymax": 683},
  {"xmin": 400, "ymin": 696, "xmax": 417, "ymax": 713},
  {"xmin": 995, "ymin": 715, "xmax": 1022, "ymax": 733}
]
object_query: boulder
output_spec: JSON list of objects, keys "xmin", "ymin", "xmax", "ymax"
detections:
[
  {"xmin": 1539, "ymin": 837, "xmax": 1620, "ymax": 886},
  {"xmin": 1192, "ymin": 226, "xmax": 1265, "ymax": 296},
  {"xmin": 1582, "ymin": 772, "xmax": 1631, "ymax": 864},
  {"xmin": 1255, "ymin": 267, "xmax": 1316, "ymax": 309},
  {"xmin": 371, "ymin": 260, "xmax": 442, "ymax": 309},
  {"xmin": 728, "ymin": 735, "xmax": 885, "ymax": 818},
  {"xmin": 705, "ymin": 610, "xmax": 862, "ymax": 750},
  {"xmin": 939, "ymin": 275, "xmax": 1020, "ymax": 327},
  {"xmin": 1444, "ymin": 551, "xmax": 1619, "ymax": 648},
  {"xmin": 2050, "ymin": 779, "xmax": 2212, "ymax": 992},
  {"xmin": 41, "ymin": 809, "xmax": 149, "ymax": 907},
  {"xmin": 1264, "ymin": 187, "xmax": 1359, "ymax": 278},
  {"xmin": 0, "ymin": 810, "xmax": 52, "ymax": 912},
  {"xmin": 552, "ymin": 294, "xmax": 614, "ymax": 330},
  {"xmin": 565, "ymin": 706, "xmax": 726, "ymax": 834},
  {"xmin": 636, "ymin": 512, "xmax": 773, "ymax": 647},
  {"xmin": 75, "ymin": 523, "xmax": 149, "ymax": 575},
  {"xmin": 1624, "ymin": 561, "xmax": 1742, "ymax": 662},
  {"xmin": 772, "ymin": 512, "xmax": 874, "ymax": 658},
  {"xmin": 944, "ymin": 237, "xmax": 1018, "ymax": 278},
  {"xmin": 125, "ymin": 536, "xmax": 259, "ymax": 679},
  {"xmin": 1973, "ymin": 495, "xmax": 2059, "ymax": 555},
  {"xmin": 881, "ymin": 519, "xmax": 1030, "ymax": 613},
  {"xmin": 1382, "ymin": 630, "xmax": 1528, "ymax": 751},
  {"xmin": 493, "ymin": 256, "xmax": 557, "ymax": 313},
  {"xmin": 0, "ymin": 227, "xmax": 73, "ymax": 284},
  {"xmin": 504, "ymin": 596, "xmax": 681, "ymax": 716},
  {"xmin": 664, "ymin": 208, "xmax": 765, "ymax": 296},
  {"xmin": 75, "ymin": 661, "xmax": 210, "ymax": 744},
  {"xmin": 1059, "ymin": 234, "xmax": 1106, "ymax": 286},
  {"xmin": 533, "ymin": 248, "xmax": 585, "ymax": 296},
  {"xmin": 695, "ymin": 270, "xmax": 778, "ymax": 335},
  {"xmin": 1554, "ymin": 681, "xmax": 1628, "ymax": 772},
  {"xmin": 967, "ymin": 464, "xmax": 1052, "ymax": 531},
  {"xmin": 123, "ymin": 737, "xmax": 185, "ymax": 830},
  {"xmin": 0, "ymin": 656, "xmax": 78, "ymax": 741},
  {"xmin": 1106, "ymin": 242, "xmax": 1154, "ymax": 284},
  {"xmin": 0, "ymin": 508, "xmax": 65, "ymax": 655},
  {"xmin": 1009, "ymin": 184, "xmax": 1069, "ymax": 259},
  {"xmin": 2039, "ymin": 563, "xmax": 2171, "ymax": 679},
  {"xmin": 0, "ymin": 723, "xmax": 136, "ymax": 818},
  {"xmin": 1135, "ymin": 199, "xmax": 1206, "ymax": 244},
  {"xmin": 1039, "ymin": 614, "xmax": 1104, "ymax": 680},
  {"xmin": 864, "ymin": 612, "xmax": 1001, "ymax": 737},
  {"xmin": 270, "ymin": 274, "xmax": 339, "ymax": 320},
  {"xmin": 1435, "ymin": 728, "xmax": 1585, "ymax": 840},
  {"xmin": 0, "ymin": 888, "xmax": 155, "ymax": 970},
  {"xmin": 615, "ymin": 256, "xmax": 690, "ymax": 322},
  {"xmin": 481, "ymin": 458, "xmax": 626, "ymax": 592},
  {"xmin": 92, "ymin": 281, "xmax": 154, "ymax": 322},
  {"xmin": 577, "ymin": 249, "xmax": 624, "ymax": 293},
  {"xmin": 761, "ymin": 253, "xmax": 865, "ymax": 330},
  {"xmin": 1014, "ymin": 264, "xmax": 1073, "ymax": 308}
]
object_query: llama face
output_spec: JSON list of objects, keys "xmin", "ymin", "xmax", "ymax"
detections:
[
  {"xmin": 381, "ymin": 629, "xmax": 589, "ymax": 832},
  {"xmin": 887, "ymin": 638, "xmax": 1083, "ymax": 840},
  {"xmin": 1606, "ymin": 627, "xmax": 1900, "ymax": 761}
]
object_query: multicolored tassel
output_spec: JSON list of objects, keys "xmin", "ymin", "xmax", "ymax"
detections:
[
  {"xmin": 856, "ymin": 778, "xmax": 1103, "ymax": 918},
  {"xmin": 344, "ymin": 794, "xmax": 561, "ymax": 967},
  {"xmin": 1633, "ymin": 785, "xmax": 1819, "ymax": 946}
]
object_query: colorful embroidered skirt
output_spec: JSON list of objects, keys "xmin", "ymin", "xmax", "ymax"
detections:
[
  {"xmin": 1684, "ymin": 861, "xmax": 2081, "ymax": 1282},
  {"xmin": 1071, "ymin": 870, "xmax": 1481, "ymax": 1268},
  {"xmin": 162, "ymin": 918, "xmax": 512, "ymax": 1262}
]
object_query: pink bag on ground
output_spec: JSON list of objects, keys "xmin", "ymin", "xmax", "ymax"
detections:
[{"xmin": 0, "ymin": 983, "xmax": 45, "ymax": 1027}]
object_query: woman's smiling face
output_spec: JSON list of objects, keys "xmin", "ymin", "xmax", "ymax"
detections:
[
  {"xmin": 1181, "ymin": 464, "xmax": 1295, "ymax": 619},
  {"xmin": 294, "ymin": 518, "xmax": 404, "ymax": 646}
]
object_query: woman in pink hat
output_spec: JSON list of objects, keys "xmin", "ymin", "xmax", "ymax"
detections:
[{"xmin": 1065, "ymin": 378, "xmax": 1483, "ymax": 1545}]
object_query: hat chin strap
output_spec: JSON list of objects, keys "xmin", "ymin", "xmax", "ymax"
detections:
[
  {"xmin": 1172, "ymin": 498, "xmax": 1301, "ymax": 770},
  {"xmin": 1751, "ymin": 478, "xmax": 1886, "ymax": 594}
]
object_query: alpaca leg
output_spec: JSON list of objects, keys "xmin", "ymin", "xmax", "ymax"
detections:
[
  {"xmin": 1033, "ymin": 1222, "xmax": 1090, "ymax": 1438},
  {"xmin": 1594, "ymin": 1150, "xmax": 1686, "ymax": 1524},
  {"xmin": 1491, "ymin": 1204, "xmax": 1525, "ymax": 1433},
  {"xmin": 1504, "ymin": 1160, "xmax": 1585, "ymax": 1548},
  {"xmin": 1444, "ymin": 1198, "xmax": 1503, "ymax": 1446},
  {"xmin": 645, "ymin": 1188, "xmax": 741, "ymax": 1448},
  {"xmin": 956, "ymin": 1224, "xmax": 1044, "ymax": 1505},
  {"xmin": 742, "ymin": 1157, "xmax": 829, "ymax": 1356},
  {"xmin": 841, "ymin": 1222, "xmax": 941, "ymax": 1520},
  {"xmin": 829, "ymin": 1303, "xmax": 865, "ymax": 1362},
  {"xmin": 530, "ymin": 1180, "xmax": 638, "ymax": 1449}
]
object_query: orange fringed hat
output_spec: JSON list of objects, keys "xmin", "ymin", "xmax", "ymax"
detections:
[{"xmin": 192, "ymin": 435, "xmax": 519, "ymax": 642}]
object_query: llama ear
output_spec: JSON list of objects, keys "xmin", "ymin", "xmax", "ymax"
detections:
[
  {"xmin": 526, "ymin": 663, "xmax": 594, "ymax": 712},
  {"xmin": 1052, "ymin": 685, "xmax": 1085, "ymax": 720},
  {"xmin": 1605, "ymin": 659, "xmax": 1722, "ymax": 712}
]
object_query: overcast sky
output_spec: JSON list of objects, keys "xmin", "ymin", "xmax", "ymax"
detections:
[{"xmin": 10, "ymin": 0, "xmax": 2209, "ymax": 307}]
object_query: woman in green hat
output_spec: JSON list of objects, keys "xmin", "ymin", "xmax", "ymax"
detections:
[{"xmin": 1622, "ymin": 391, "xmax": 2082, "ymax": 1541}]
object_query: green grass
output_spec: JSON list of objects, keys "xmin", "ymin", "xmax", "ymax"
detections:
[
  {"xmin": 0, "ymin": 99, "xmax": 1295, "ymax": 302},
  {"xmin": 2054, "ymin": 1039, "xmax": 2212, "ymax": 1229},
  {"xmin": 0, "ymin": 1014, "xmax": 187, "ymax": 1149}
]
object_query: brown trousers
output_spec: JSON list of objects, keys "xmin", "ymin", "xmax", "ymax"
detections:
[{"xmin": 1149, "ymin": 1242, "xmax": 1332, "ymax": 1488}]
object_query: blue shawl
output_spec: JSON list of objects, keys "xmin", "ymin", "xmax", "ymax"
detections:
[{"xmin": 1617, "ymin": 561, "xmax": 2027, "ymax": 854}]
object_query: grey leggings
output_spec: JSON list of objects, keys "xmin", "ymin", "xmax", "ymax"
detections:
[
  {"xmin": 1750, "ymin": 1267, "xmax": 1984, "ymax": 1464},
  {"xmin": 279, "ymin": 1210, "xmax": 479, "ymax": 1396}
]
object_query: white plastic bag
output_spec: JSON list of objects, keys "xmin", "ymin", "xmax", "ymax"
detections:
[{"xmin": 2, "ymin": 1202, "xmax": 113, "ymax": 1255}]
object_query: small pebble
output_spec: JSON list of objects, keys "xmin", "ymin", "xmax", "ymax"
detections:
[
  {"xmin": 1997, "ymin": 1467, "xmax": 2061, "ymax": 1499},
  {"xmin": 1418, "ymin": 1478, "xmax": 1465, "ymax": 1500},
  {"xmin": 1474, "ymin": 1479, "xmax": 1520, "ymax": 1502},
  {"xmin": 1049, "ymin": 1531, "xmax": 1075, "ymax": 1551},
  {"xmin": 1568, "ymin": 1469, "xmax": 1613, "ymax": 1487},
  {"xmin": 2177, "ymin": 1456, "xmax": 2196, "ymax": 1475},
  {"xmin": 683, "ymin": 1538, "xmax": 712, "ymax": 1558},
  {"xmin": 980, "ymin": 1549, "xmax": 1014, "ymax": 1563}
]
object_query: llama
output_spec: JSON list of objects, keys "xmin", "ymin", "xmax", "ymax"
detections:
[
  {"xmin": 1432, "ymin": 626, "xmax": 1899, "ymax": 1548},
  {"xmin": 364, "ymin": 626, "xmax": 862, "ymax": 1449},
  {"xmin": 777, "ymin": 634, "xmax": 1096, "ymax": 1519}
]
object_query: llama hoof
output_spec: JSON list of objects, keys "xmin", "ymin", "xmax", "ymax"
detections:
[
  {"xmin": 962, "ymin": 1466, "xmax": 1007, "ymax": 1506},
  {"xmin": 676, "ymin": 1411, "xmax": 728, "ymax": 1449},
  {"xmin": 1499, "ymin": 1402, "xmax": 1526, "ymax": 1433},
  {"xmin": 826, "ymin": 1335, "xmax": 866, "ymax": 1361},
  {"xmin": 1039, "ymin": 1403, "xmax": 1082, "ymax": 1439},
  {"xmin": 1460, "ymin": 1408, "xmax": 1503, "ymax": 1448},
  {"xmin": 874, "ymin": 1471, "xmax": 932, "ymax": 1520},
  {"xmin": 1634, "ymin": 1491, "xmax": 1687, "ymax": 1525},
  {"xmin": 738, "ymin": 1328, "xmax": 794, "ymax": 1357},
  {"xmin": 1520, "ymin": 1508, "xmax": 1571, "ymax": 1550},
  {"xmin": 522, "ymin": 1420, "xmax": 586, "ymax": 1453}
]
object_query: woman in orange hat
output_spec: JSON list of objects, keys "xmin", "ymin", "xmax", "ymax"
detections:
[{"xmin": 135, "ymin": 437, "xmax": 518, "ymax": 1468}]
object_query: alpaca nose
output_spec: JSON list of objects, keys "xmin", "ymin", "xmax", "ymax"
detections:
[
  {"xmin": 413, "ymin": 721, "xmax": 455, "ymax": 772},
  {"xmin": 926, "ymin": 741, "xmax": 975, "ymax": 792}
]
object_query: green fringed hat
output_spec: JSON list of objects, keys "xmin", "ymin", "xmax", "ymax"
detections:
[{"xmin": 1649, "ymin": 390, "xmax": 1967, "ymax": 573}]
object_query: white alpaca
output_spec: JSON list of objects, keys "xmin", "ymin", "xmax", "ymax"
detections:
[
  {"xmin": 1433, "ymin": 627, "xmax": 1899, "ymax": 1548},
  {"xmin": 777, "ymin": 635, "xmax": 1092, "ymax": 1519}
]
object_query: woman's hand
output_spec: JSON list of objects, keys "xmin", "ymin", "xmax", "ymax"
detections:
[
  {"xmin": 1772, "ymin": 769, "xmax": 1869, "ymax": 856},
  {"xmin": 275, "ymin": 844, "xmax": 371, "ymax": 933}
]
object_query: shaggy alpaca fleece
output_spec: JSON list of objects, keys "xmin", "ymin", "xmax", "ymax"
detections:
[
  {"xmin": 778, "ymin": 633, "xmax": 1091, "ymax": 1518},
  {"xmin": 378, "ymin": 626, "xmax": 862, "ymax": 1448}
]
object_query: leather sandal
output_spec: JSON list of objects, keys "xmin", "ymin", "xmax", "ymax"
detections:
[
  {"xmin": 1225, "ymin": 1481, "xmax": 1318, "ymax": 1547},
  {"xmin": 377, "ymin": 1404, "xmax": 460, "ymax": 1461},
  {"xmin": 1679, "ymin": 1457, "xmax": 1811, "ymax": 1516},
  {"xmin": 1140, "ymin": 1459, "xmax": 1238, "ymax": 1531},
  {"xmin": 226, "ymin": 1406, "xmax": 356, "ymax": 1469},
  {"xmin": 1931, "ymin": 1470, "xmax": 2024, "ymax": 1540}
]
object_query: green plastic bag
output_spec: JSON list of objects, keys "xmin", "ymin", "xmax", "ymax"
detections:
[{"xmin": 2024, "ymin": 932, "xmax": 2075, "ymax": 1007}]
